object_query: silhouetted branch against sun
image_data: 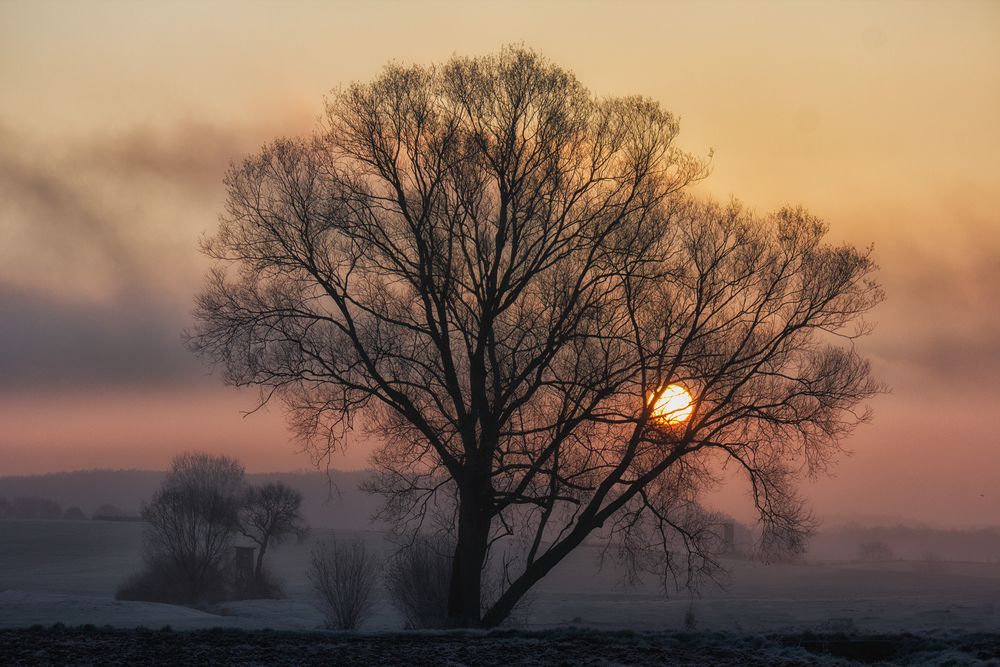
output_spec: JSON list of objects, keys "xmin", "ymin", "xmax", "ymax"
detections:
[{"xmin": 186, "ymin": 46, "xmax": 883, "ymax": 627}]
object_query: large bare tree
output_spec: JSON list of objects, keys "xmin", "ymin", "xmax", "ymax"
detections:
[{"xmin": 189, "ymin": 47, "xmax": 882, "ymax": 627}]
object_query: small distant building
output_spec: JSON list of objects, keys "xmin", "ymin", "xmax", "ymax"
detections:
[{"xmin": 232, "ymin": 545, "xmax": 256, "ymax": 589}]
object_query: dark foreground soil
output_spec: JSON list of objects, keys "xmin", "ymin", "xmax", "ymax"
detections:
[{"xmin": 2, "ymin": 625, "xmax": 999, "ymax": 666}]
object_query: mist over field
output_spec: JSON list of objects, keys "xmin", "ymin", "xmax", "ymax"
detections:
[
  {"xmin": 3, "ymin": 469, "xmax": 1000, "ymax": 562},
  {"xmin": 2, "ymin": 468, "xmax": 999, "ymax": 637}
]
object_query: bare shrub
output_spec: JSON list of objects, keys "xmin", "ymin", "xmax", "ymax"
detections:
[
  {"xmin": 385, "ymin": 537, "xmax": 452, "ymax": 629},
  {"xmin": 116, "ymin": 554, "xmax": 227, "ymax": 605},
  {"xmin": 309, "ymin": 539, "xmax": 381, "ymax": 630},
  {"xmin": 116, "ymin": 560, "xmax": 180, "ymax": 603}
]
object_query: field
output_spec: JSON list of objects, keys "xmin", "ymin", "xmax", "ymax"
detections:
[
  {"xmin": 2, "ymin": 520, "xmax": 1000, "ymax": 634},
  {"xmin": 1, "ymin": 520, "xmax": 999, "ymax": 664}
]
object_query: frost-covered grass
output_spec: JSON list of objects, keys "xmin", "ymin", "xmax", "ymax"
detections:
[{"xmin": 1, "ymin": 625, "xmax": 998, "ymax": 666}]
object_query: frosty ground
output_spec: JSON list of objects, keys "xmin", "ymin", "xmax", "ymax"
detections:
[
  {"xmin": 4, "ymin": 625, "xmax": 1000, "ymax": 666},
  {"xmin": 1, "ymin": 520, "xmax": 998, "ymax": 664}
]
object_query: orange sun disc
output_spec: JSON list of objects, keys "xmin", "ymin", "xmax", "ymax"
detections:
[{"xmin": 651, "ymin": 384, "xmax": 694, "ymax": 425}]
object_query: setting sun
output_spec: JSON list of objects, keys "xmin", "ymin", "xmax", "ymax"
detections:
[{"xmin": 651, "ymin": 384, "xmax": 694, "ymax": 425}]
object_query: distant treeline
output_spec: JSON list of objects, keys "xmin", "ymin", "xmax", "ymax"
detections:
[
  {"xmin": 1, "ymin": 496, "xmax": 79, "ymax": 520},
  {"xmin": 0, "ymin": 469, "xmax": 382, "ymax": 530},
  {"xmin": 0, "ymin": 495, "xmax": 139, "ymax": 521}
]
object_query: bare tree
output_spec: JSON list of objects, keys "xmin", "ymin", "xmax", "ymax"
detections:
[
  {"xmin": 138, "ymin": 453, "xmax": 245, "ymax": 603},
  {"xmin": 385, "ymin": 536, "xmax": 453, "ymax": 629},
  {"xmin": 239, "ymin": 481, "xmax": 307, "ymax": 584},
  {"xmin": 189, "ymin": 47, "xmax": 883, "ymax": 626},
  {"xmin": 309, "ymin": 539, "xmax": 381, "ymax": 630}
]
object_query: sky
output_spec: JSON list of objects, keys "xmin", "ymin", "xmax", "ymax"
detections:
[{"xmin": 1, "ymin": 0, "xmax": 998, "ymax": 527}]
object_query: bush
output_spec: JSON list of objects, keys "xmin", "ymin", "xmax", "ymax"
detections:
[
  {"xmin": 309, "ymin": 539, "xmax": 381, "ymax": 630},
  {"xmin": 385, "ymin": 536, "xmax": 452, "ymax": 629},
  {"xmin": 116, "ymin": 555, "xmax": 228, "ymax": 605},
  {"xmin": 119, "ymin": 553, "xmax": 285, "ymax": 605},
  {"xmin": 116, "ymin": 565, "xmax": 179, "ymax": 604}
]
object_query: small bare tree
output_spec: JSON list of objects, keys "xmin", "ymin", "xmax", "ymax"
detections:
[
  {"xmin": 189, "ymin": 47, "xmax": 883, "ymax": 626},
  {"xmin": 133, "ymin": 453, "xmax": 245, "ymax": 603},
  {"xmin": 309, "ymin": 539, "xmax": 381, "ymax": 630},
  {"xmin": 239, "ymin": 481, "xmax": 307, "ymax": 586}
]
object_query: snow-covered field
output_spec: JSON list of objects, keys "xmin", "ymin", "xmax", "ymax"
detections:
[{"xmin": 1, "ymin": 520, "xmax": 998, "ymax": 634}]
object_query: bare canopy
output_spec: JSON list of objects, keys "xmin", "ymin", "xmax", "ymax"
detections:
[
  {"xmin": 189, "ymin": 47, "xmax": 882, "ymax": 627},
  {"xmin": 238, "ymin": 481, "xmax": 306, "ymax": 585}
]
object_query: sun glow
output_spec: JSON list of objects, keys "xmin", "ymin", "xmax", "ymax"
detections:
[{"xmin": 651, "ymin": 384, "xmax": 694, "ymax": 425}]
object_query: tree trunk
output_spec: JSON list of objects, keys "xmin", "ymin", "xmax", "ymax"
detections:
[
  {"xmin": 480, "ymin": 519, "xmax": 593, "ymax": 627},
  {"xmin": 447, "ymin": 482, "xmax": 491, "ymax": 627},
  {"xmin": 254, "ymin": 541, "xmax": 267, "ymax": 583}
]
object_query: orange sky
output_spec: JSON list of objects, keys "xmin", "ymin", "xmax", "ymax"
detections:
[{"xmin": 1, "ymin": 1, "xmax": 998, "ymax": 526}]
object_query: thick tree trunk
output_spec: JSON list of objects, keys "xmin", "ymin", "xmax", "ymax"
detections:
[
  {"xmin": 446, "ymin": 482, "xmax": 491, "ymax": 626},
  {"xmin": 480, "ymin": 519, "xmax": 593, "ymax": 627}
]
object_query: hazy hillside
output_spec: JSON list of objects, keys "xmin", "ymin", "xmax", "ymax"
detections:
[{"xmin": 0, "ymin": 469, "xmax": 384, "ymax": 530}]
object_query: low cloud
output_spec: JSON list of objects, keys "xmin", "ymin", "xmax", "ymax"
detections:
[
  {"xmin": 2, "ymin": 117, "xmax": 997, "ymax": 396},
  {"xmin": 83, "ymin": 120, "xmax": 284, "ymax": 196},
  {"xmin": 865, "ymin": 212, "xmax": 1000, "ymax": 389},
  {"xmin": 0, "ymin": 131, "xmax": 142, "ymax": 296},
  {"xmin": 1, "ymin": 117, "xmax": 311, "ymax": 299},
  {"xmin": 0, "ymin": 282, "xmax": 204, "ymax": 391},
  {"xmin": 0, "ymin": 116, "xmax": 311, "ymax": 392}
]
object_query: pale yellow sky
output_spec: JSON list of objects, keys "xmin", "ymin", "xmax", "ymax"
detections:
[{"xmin": 1, "ymin": 1, "xmax": 998, "ymax": 526}]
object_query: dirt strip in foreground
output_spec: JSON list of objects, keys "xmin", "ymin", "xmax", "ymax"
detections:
[{"xmin": 2, "ymin": 625, "xmax": 999, "ymax": 666}]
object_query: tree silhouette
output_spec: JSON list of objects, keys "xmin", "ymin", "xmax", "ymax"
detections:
[
  {"xmin": 189, "ymin": 47, "xmax": 882, "ymax": 627},
  {"xmin": 140, "ymin": 453, "xmax": 244, "ymax": 602},
  {"xmin": 239, "ymin": 481, "xmax": 306, "ymax": 584}
]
